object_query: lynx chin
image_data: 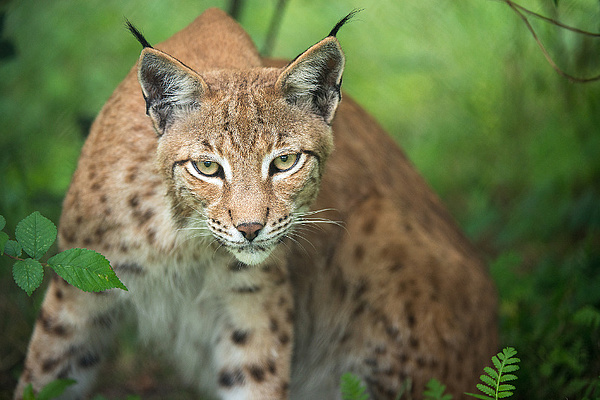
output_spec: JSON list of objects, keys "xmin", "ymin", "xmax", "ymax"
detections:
[{"xmin": 15, "ymin": 8, "xmax": 497, "ymax": 400}]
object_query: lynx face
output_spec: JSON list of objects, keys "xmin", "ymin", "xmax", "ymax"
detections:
[{"xmin": 139, "ymin": 42, "xmax": 343, "ymax": 265}]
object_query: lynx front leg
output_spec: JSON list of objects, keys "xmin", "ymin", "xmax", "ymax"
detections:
[
  {"xmin": 213, "ymin": 262, "xmax": 295, "ymax": 400},
  {"xmin": 14, "ymin": 275, "xmax": 121, "ymax": 400}
]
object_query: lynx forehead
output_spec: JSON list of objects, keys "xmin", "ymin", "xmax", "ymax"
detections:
[{"xmin": 15, "ymin": 8, "xmax": 496, "ymax": 400}]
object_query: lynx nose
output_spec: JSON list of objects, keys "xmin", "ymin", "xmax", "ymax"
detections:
[{"xmin": 236, "ymin": 222, "xmax": 263, "ymax": 242}]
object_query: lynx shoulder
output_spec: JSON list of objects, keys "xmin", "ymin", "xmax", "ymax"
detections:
[{"xmin": 15, "ymin": 8, "xmax": 496, "ymax": 400}]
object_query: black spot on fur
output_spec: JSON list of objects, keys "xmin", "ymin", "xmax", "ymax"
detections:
[
  {"xmin": 57, "ymin": 364, "xmax": 71, "ymax": 379},
  {"xmin": 91, "ymin": 313, "xmax": 113, "ymax": 330},
  {"xmin": 114, "ymin": 262, "xmax": 145, "ymax": 275},
  {"xmin": 78, "ymin": 352, "xmax": 101, "ymax": 368},
  {"xmin": 267, "ymin": 359, "xmax": 276, "ymax": 374},
  {"xmin": 231, "ymin": 330, "xmax": 250, "ymax": 345},
  {"xmin": 229, "ymin": 261, "xmax": 249, "ymax": 272},
  {"xmin": 38, "ymin": 309, "xmax": 70, "ymax": 337},
  {"xmin": 219, "ymin": 368, "xmax": 245, "ymax": 387},
  {"xmin": 41, "ymin": 357, "xmax": 61, "ymax": 373},
  {"xmin": 248, "ymin": 365, "xmax": 265, "ymax": 382},
  {"xmin": 233, "ymin": 285, "xmax": 261, "ymax": 294},
  {"xmin": 279, "ymin": 332, "xmax": 290, "ymax": 345}
]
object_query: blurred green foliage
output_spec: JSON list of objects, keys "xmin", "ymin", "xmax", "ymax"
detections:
[{"xmin": 1, "ymin": 0, "xmax": 599, "ymax": 399}]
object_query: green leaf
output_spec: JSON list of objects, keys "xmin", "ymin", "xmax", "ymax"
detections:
[
  {"xmin": 48, "ymin": 248, "xmax": 127, "ymax": 292},
  {"xmin": 424, "ymin": 378, "xmax": 453, "ymax": 400},
  {"xmin": 15, "ymin": 211, "xmax": 57, "ymax": 260},
  {"xmin": 0, "ymin": 231, "xmax": 8, "ymax": 255},
  {"xmin": 497, "ymin": 391, "xmax": 514, "ymax": 398},
  {"xmin": 22, "ymin": 383, "xmax": 35, "ymax": 400},
  {"xmin": 483, "ymin": 366, "xmax": 498, "ymax": 380},
  {"xmin": 501, "ymin": 364, "xmax": 520, "ymax": 373},
  {"xmin": 340, "ymin": 372, "xmax": 370, "ymax": 400},
  {"xmin": 0, "ymin": 214, "xmax": 5, "ymax": 230},
  {"xmin": 13, "ymin": 258, "xmax": 44, "ymax": 296},
  {"xmin": 497, "ymin": 383, "xmax": 516, "ymax": 392},
  {"xmin": 37, "ymin": 378, "xmax": 77, "ymax": 400},
  {"xmin": 479, "ymin": 374, "xmax": 495, "ymax": 387},
  {"xmin": 4, "ymin": 240, "xmax": 23, "ymax": 257},
  {"xmin": 476, "ymin": 383, "xmax": 495, "ymax": 397},
  {"xmin": 491, "ymin": 354, "xmax": 501, "ymax": 371},
  {"xmin": 464, "ymin": 393, "xmax": 492, "ymax": 400},
  {"xmin": 500, "ymin": 373, "xmax": 518, "ymax": 382},
  {"xmin": 501, "ymin": 347, "xmax": 518, "ymax": 359}
]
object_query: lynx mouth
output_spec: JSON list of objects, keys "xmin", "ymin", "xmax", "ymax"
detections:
[{"xmin": 228, "ymin": 243, "xmax": 273, "ymax": 265}]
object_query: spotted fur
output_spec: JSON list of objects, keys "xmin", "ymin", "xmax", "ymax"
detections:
[{"xmin": 15, "ymin": 8, "xmax": 496, "ymax": 400}]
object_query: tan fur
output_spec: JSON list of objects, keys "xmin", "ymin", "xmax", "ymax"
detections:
[{"xmin": 15, "ymin": 8, "xmax": 496, "ymax": 400}]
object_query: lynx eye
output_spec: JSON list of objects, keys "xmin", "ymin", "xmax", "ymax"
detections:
[
  {"xmin": 272, "ymin": 154, "xmax": 299, "ymax": 172},
  {"xmin": 191, "ymin": 160, "xmax": 221, "ymax": 177}
]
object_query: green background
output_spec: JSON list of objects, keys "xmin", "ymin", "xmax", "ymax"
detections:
[{"xmin": 1, "ymin": 0, "xmax": 599, "ymax": 398}]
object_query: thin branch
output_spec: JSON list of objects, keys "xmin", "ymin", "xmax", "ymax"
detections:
[
  {"xmin": 261, "ymin": 0, "xmax": 288, "ymax": 57},
  {"xmin": 502, "ymin": 0, "xmax": 600, "ymax": 83},
  {"xmin": 505, "ymin": 0, "xmax": 600, "ymax": 37},
  {"xmin": 228, "ymin": 0, "xmax": 244, "ymax": 21}
]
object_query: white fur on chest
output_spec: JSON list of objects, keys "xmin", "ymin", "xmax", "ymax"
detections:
[{"xmin": 120, "ymin": 254, "xmax": 230, "ymax": 396}]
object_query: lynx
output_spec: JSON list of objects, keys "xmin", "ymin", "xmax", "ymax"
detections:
[{"xmin": 15, "ymin": 8, "xmax": 497, "ymax": 400}]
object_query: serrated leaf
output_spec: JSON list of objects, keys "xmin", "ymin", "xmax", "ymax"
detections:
[
  {"xmin": 48, "ymin": 248, "xmax": 127, "ymax": 292},
  {"xmin": 340, "ymin": 372, "xmax": 370, "ymax": 400},
  {"xmin": 479, "ymin": 374, "xmax": 495, "ymax": 387},
  {"xmin": 0, "ymin": 215, "xmax": 5, "ymax": 230},
  {"xmin": 476, "ymin": 383, "xmax": 495, "ymax": 397},
  {"xmin": 500, "ymin": 373, "xmax": 518, "ymax": 382},
  {"xmin": 497, "ymin": 391, "xmax": 514, "ymax": 398},
  {"xmin": 491, "ymin": 355, "xmax": 501, "ymax": 370},
  {"xmin": 13, "ymin": 258, "xmax": 44, "ymax": 296},
  {"xmin": 483, "ymin": 366, "xmax": 498, "ymax": 380},
  {"xmin": 502, "ymin": 364, "xmax": 520, "ymax": 373},
  {"xmin": 501, "ymin": 347, "xmax": 518, "ymax": 358},
  {"xmin": 464, "ymin": 392, "xmax": 492, "ymax": 400},
  {"xmin": 15, "ymin": 211, "xmax": 57, "ymax": 260},
  {"xmin": 0, "ymin": 231, "xmax": 8, "ymax": 255},
  {"xmin": 37, "ymin": 378, "xmax": 77, "ymax": 400},
  {"xmin": 22, "ymin": 384, "xmax": 35, "ymax": 400},
  {"xmin": 4, "ymin": 240, "xmax": 22, "ymax": 257},
  {"xmin": 497, "ymin": 384, "xmax": 516, "ymax": 392}
]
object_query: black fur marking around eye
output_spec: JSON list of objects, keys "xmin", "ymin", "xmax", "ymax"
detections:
[
  {"xmin": 126, "ymin": 20, "xmax": 153, "ymax": 49},
  {"xmin": 328, "ymin": 9, "xmax": 362, "ymax": 38}
]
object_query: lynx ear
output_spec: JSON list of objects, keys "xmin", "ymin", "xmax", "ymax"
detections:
[
  {"xmin": 276, "ymin": 36, "xmax": 345, "ymax": 124},
  {"xmin": 137, "ymin": 48, "xmax": 208, "ymax": 135}
]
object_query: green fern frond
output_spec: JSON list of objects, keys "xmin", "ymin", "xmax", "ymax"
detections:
[
  {"xmin": 424, "ymin": 378, "xmax": 453, "ymax": 400},
  {"xmin": 340, "ymin": 372, "xmax": 370, "ymax": 400},
  {"xmin": 465, "ymin": 347, "xmax": 520, "ymax": 400}
]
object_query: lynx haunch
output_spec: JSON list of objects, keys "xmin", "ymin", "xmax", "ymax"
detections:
[{"xmin": 15, "ymin": 8, "xmax": 497, "ymax": 400}]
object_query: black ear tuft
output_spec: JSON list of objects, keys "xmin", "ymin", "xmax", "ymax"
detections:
[
  {"xmin": 328, "ymin": 9, "xmax": 362, "ymax": 38},
  {"xmin": 276, "ymin": 37, "xmax": 345, "ymax": 125},
  {"xmin": 126, "ymin": 20, "xmax": 153, "ymax": 49}
]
